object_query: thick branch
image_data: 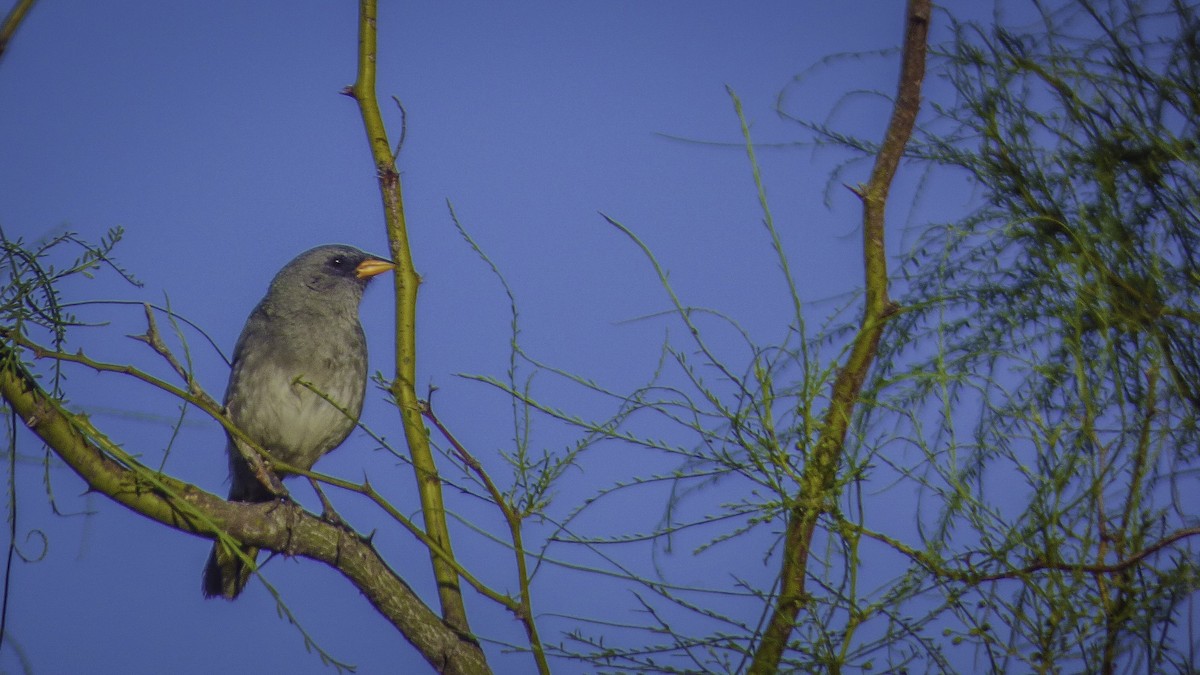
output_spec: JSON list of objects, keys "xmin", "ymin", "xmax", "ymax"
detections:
[
  {"xmin": 0, "ymin": 349, "xmax": 488, "ymax": 675},
  {"xmin": 748, "ymin": 1, "xmax": 930, "ymax": 671}
]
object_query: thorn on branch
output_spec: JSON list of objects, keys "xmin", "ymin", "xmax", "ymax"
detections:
[{"xmin": 339, "ymin": 85, "xmax": 357, "ymax": 98}]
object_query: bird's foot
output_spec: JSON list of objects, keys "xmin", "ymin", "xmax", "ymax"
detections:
[
  {"xmin": 236, "ymin": 442, "xmax": 289, "ymax": 499},
  {"xmin": 260, "ymin": 471, "xmax": 290, "ymax": 499},
  {"xmin": 309, "ymin": 478, "xmax": 350, "ymax": 530}
]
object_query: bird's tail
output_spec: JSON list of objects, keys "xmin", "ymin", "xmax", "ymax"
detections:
[
  {"xmin": 203, "ymin": 440, "xmax": 276, "ymax": 599},
  {"xmin": 202, "ymin": 540, "xmax": 259, "ymax": 600}
]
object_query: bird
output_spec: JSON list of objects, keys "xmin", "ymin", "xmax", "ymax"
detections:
[{"xmin": 202, "ymin": 244, "xmax": 394, "ymax": 600}]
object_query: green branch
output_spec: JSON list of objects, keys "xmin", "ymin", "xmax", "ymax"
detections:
[
  {"xmin": 748, "ymin": 0, "xmax": 929, "ymax": 671},
  {"xmin": 345, "ymin": 0, "xmax": 472, "ymax": 637}
]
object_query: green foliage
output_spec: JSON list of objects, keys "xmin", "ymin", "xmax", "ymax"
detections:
[
  {"xmin": 486, "ymin": 1, "xmax": 1200, "ymax": 672},
  {"xmin": 0, "ymin": 227, "xmax": 136, "ymax": 353},
  {"xmin": 859, "ymin": 0, "xmax": 1200, "ymax": 671}
]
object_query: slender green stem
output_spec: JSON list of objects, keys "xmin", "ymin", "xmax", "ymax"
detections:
[{"xmin": 422, "ymin": 405, "xmax": 551, "ymax": 674}]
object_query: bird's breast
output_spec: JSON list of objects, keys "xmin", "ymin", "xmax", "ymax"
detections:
[{"xmin": 225, "ymin": 329, "xmax": 367, "ymax": 470}]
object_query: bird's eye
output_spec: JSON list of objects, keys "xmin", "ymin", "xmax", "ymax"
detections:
[{"xmin": 330, "ymin": 256, "xmax": 345, "ymax": 268}]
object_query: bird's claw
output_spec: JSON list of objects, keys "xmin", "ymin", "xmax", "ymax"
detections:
[
  {"xmin": 259, "ymin": 469, "xmax": 290, "ymax": 499},
  {"xmin": 320, "ymin": 508, "xmax": 351, "ymax": 530},
  {"xmin": 309, "ymin": 478, "xmax": 350, "ymax": 530}
]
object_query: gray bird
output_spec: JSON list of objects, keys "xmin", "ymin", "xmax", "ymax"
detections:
[{"xmin": 202, "ymin": 244, "xmax": 394, "ymax": 600}]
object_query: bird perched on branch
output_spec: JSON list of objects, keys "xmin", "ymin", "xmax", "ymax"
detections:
[{"xmin": 202, "ymin": 244, "xmax": 394, "ymax": 600}]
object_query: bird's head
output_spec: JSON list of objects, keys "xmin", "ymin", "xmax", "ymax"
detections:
[{"xmin": 264, "ymin": 244, "xmax": 395, "ymax": 311}]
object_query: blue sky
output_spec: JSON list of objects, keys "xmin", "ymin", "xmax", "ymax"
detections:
[{"xmin": 0, "ymin": 2, "xmax": 992, "ymax": 673}]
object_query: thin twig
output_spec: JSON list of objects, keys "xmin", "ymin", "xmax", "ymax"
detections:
[
  {"xmin": 0, "ymin": 0, "xmax": 37, "ymax": 64},
  {"xmin": 390, "ymin": 95, "xmax": 407, "ymax": 163}
]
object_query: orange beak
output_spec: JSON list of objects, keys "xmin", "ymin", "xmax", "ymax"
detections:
[{"xmin": 355, "ymin": 258, "xmax": 396, "ymax": 280}]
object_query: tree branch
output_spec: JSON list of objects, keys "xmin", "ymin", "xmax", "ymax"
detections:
[
  {"xmin": 344, "ymin": 0, "xmax": 472, "ymax": 636},
  {"xmin": 0, "ymin": 0, "xmax": 37, "ymax": 64},
  {"xmin": 422, "ymin": 401, "xmax": 550, "ymax": 674},
  {"xmin": 748, "ymin": 1, "xmax": 929, "ymax": 671},
  {"xmin": 0, "ymin": 346, "xmax": 488, "ymax": 674}
]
